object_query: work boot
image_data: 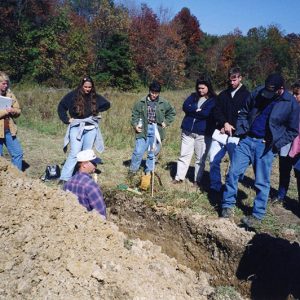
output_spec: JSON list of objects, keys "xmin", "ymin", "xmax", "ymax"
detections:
[
  {"xmin": 221, "ymin": 207, "xmax": 233, "ymax": 218},
  {"xmin": 140, "ymin": 173, "xmax": 151, "ymax": 191},
  {"xmin": 171, "ymin": 179, "xmax": 183, "ymax": 184},
  {"xmin": 241, "ymin": 215, "xmax": 261, "ymax": 229}
]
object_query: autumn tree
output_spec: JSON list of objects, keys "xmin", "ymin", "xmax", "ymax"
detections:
[
  {"xmin": 90, "ymin": 0, "xmax": 130, "ymax": 73},
  {"xmin": 129, "ymin": 4, "xmax": 159, "ymax": 84},
  {"xmin": 285, "ymin": 33, "xmax": 300, "ymax": 84},
  {"xmin": 172, "ymin": 7, "xmax": 202, "ymax": 80},
  {"xmin": 0, "ymin": 0, "xmax": 57, "ymax": 81},
  {"xmin": 152, "ymin": 23, "xmax": 186, "ymax": 88}
]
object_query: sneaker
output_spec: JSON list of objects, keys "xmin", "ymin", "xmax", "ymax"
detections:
[
  {"xmin": 270, "ymin": 197, "xmax": 284, "ymax": 207},
  {"xmin": 241, "ymin": 215, "xmax": 261, "ymax": 228},
  {"xmin": 171, "ymin": 179, "xmax": 183, "ymax": 184},
  {"xmin": 127, "ymin": 170, "xmax": 137, "ymax": 179},
  {"xmin": 221, "ymin": 207, "xmax": 233, "ymax": 218}
]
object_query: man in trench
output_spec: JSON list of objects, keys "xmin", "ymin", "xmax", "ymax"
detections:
[{"xmin": 63, "ymin": 149, "xmax": 106, "ymax": 219}]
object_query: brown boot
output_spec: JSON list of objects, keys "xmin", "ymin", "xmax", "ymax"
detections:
[{"xmin": 140, "ymin": 173, "xmax": 151, "ymax": 191}]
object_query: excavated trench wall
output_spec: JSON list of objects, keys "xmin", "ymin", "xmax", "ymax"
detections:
[{"xmin": 106, "ymin": 192, "xmax": 300, "ymax": 299}]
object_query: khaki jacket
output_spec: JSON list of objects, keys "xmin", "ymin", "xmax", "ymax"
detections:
[{"xmin": 0, "ymin": 90, "xmax": 21, "ymax": 138}]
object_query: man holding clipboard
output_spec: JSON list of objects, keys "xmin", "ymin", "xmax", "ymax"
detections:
[
  {"xmin": 209, "ymin": 67, "xmax": 250, "ymax": 195},
  {"xmin": 0, "ymin": 72, "xmax": 23, "ymax": 170}
]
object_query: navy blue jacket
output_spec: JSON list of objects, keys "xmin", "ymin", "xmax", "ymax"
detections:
[
  {"xmin": 214, "ymin": 84, "xmax": 250, "ymax": 130},
  {"xmin": 236, "ymin": 86, "xmax": 299, "ymax": 152},
  {"xmin": 181, "ymin": 93, "xmax": 216, "ymax": 135}
]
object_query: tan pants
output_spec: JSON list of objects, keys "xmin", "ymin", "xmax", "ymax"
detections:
[{"xmin": 175, "ymin": 130, "xmax": 211, "ymax": 183}]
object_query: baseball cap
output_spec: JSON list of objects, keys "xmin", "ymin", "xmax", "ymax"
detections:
[
  {"xmin": 261, "ymin": 73, "xmax": 284, "ymax": 99},
  {"xmin": 76, "ymin": 149, "xmax": 101, "ymax": 164}
]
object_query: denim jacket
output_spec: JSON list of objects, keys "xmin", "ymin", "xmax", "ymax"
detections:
[{"xmin": 236, "ymin": 86, "xmax": 299, "ymax": 152}]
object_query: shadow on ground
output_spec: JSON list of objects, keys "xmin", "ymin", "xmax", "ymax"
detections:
[{"xmin": 237, "ymin": 233, "xmax": 300, "ymax": 299}]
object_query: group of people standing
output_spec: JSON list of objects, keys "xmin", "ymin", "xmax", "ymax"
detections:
[
  {"xmin": 170, "ymin": 68, "xmax": 300, "ymax": 227},
  {"xmin": 1, "ymin": 70, "xmax": 300, "ymax": 228}
]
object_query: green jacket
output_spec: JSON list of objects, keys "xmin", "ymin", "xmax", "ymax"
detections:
[{"xmin": 131, "ymin": 96, "xmax": 176, "ymax": 140}]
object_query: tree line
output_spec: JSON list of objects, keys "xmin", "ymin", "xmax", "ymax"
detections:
[{"xmin": 1, "ymin": 0, "xmax": 299, "ymax": 90}]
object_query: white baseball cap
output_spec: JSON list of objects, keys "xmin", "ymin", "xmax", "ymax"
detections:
[{"xmin": 76, "ymin": 149, "xmax": 101, "ymax": 164}]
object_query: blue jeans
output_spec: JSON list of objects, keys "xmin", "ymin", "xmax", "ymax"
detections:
[
  {"xmin": 209, "ymin": 139, "xmax": 238, "ymax": 191},
  {"xmin": 0, "ymin": 130, "xmax": 23, "ymax": 170},
  {"xmin": 130, "ymin": 124, "xmax": 161, "ymax": 174},
  {"xmin": 222, "ymin": 136, "xmax": 275, "ymax": 220},
  {"xmin": 60, "ymin": 126, "xmax": 97, "ymax": 181}
]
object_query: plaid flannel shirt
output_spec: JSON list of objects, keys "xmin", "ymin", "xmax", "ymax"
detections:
[{"xmin": 63, "ymin": 172, "xmax": 106, "ymax": 219}]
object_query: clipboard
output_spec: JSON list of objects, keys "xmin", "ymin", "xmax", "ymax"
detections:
[
  {"xmin": 0, "ymin": 96, "xmax": 12, "ymax": 110},
  {"xmin": 212, "ymin": 129, "xmax": 228, "ymax": 145}
]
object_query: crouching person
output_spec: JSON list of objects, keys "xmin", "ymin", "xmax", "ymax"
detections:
[{"xmin": 63, "ymin": 149, "xmax": 106, "ymax": 220}]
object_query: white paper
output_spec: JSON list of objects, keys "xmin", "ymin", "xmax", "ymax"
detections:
[
  {"xmin": 212, "ymin": 129, "xmax": 228, "ymax": 145},
  {"xmin": 227, "ymin": 136, "xmax": 240, "ymax": 145},
  {"xmin": 0, "ymin": 96, "xmax": 12, "ymax": 110},
  {"xmin": 280, "ymin": 142, "xmax": 291, "ymax": 157}
]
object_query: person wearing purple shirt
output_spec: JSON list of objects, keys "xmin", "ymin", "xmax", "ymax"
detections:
[{"xmin": 63, "ymin": 149, "xmax": 106, "ymax": 219}]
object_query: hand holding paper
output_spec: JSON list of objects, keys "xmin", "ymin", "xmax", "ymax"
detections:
[{"xmin": 0, "ymin": 96, "xmax": 12, "ymax": 110}]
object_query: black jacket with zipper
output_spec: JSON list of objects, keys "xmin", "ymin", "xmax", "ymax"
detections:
[{"xmin": 214, "ymin": 84, "xmax": 250, "ymax": 131}]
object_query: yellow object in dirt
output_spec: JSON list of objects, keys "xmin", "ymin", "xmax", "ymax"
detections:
[{"xmin": 140, "ymin": 174, "xmax": 151, "ymax": 190}]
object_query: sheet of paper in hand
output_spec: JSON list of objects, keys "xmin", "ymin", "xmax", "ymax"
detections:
[
  {"xmin": 212, "ymin": 129, "xmax": 229, "ymax": 145},
  {"xmin": 0, "ymin": 96, "xmax": 12, "ymax": 110}
]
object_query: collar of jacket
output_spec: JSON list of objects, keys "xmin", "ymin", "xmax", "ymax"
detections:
[{"xmin": 141, "ymin": 96, "xmax": 165, "ymax": 104}]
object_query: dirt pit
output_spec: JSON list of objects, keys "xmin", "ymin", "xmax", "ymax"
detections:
[
  {"xmin": 107, "ymin": 192, "xmax": 300, "ymax": 300},
  {"xmin": 1, "ymin": 157, "xmax": 300, "ymax": 299}
]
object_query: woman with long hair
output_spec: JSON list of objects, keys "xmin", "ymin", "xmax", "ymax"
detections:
[
  {"xmin": 57, "ymin": 76, "xmax": 110, "ymax": 183},
  {"xmin": 173, "ymin": 76, "xmax": 216, "ymax": 187},
  {"xmin": 0, "ymin": 71, "xmax": 23, "ymax": 170}
]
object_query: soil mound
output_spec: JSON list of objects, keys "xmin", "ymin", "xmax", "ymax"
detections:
[{"xmin": 0, "ymin": 158, "xmax": 213, "ymax": 299}]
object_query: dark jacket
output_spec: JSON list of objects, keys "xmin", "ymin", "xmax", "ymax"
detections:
[
  {"xmin": 131, "ymin": 96, "xmax": 176, "ymax": 140},
  {"xmin": 236, "ymin": 86, "xmax": 300, "ymax": 152},
  {"xmin": 57, "ymin": 90, "xmax": 111, "ymax": 124},
  {"xmin": 214, "ymin": 84, "xmax": 250, "ymax": 130},
  {"xmin": 181, "ymin": 92, "xmax": 216, "ymax": 135}
]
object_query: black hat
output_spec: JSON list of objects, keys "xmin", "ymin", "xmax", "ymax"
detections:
[{"xmin": 261, "ymin": 73, "xmax": 284, "ymax": 99}]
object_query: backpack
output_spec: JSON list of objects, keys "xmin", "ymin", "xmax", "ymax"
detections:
[{"xmin": 41, "ymin": 165, "xmax": 61, "ymax": 181}]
